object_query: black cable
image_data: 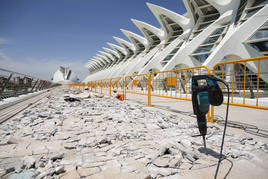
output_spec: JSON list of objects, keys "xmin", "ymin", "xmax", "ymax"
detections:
[{"xmin": 214, "ymin": 79, "xmax": 230, "ymax": 179}]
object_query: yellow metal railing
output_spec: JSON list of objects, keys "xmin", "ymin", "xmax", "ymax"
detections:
[
  {"xmin": 150, "ymin": 66, "xmax": 210, "ymax": 101},
  {"xmin": 125, "ymin": 73, "xmax": 151, "ymax": 105},
  {"xmin": 110, "ymin": 77, "xmax": 126, "ymax": 99},
  {"xmin": 211, "ymin": 56, "xmax": 268, "ymax": 122},
  {"xmin": 74, "ymin": 57, "xmax": 268, "ymax": 123}
]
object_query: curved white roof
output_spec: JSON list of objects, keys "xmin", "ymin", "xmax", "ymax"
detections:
[
  {"xmin": 107, "ymin": 42, "xmax": 127, "ymax": 56},
  {"xmin": 102, "ymin": 47, "xmax": 120, "ymax": 59},
  {"xmin": 120, "ymin": 29, "xmax": 148, "ymax": 51},
  {"xmin": 113, "ymin": 36, "xmax": 135, "ymax": 58},
  {"xmin": 96, "ymin": 54, "xmax": 110, "ymax": 65},
  {"xmin": 113, "ymin": 36, "xmax": 135, "ymax": 51},
  {"xmin": 99, "ymin": 51, "xmax": 114, "ymax": 61},
  {"xmin": 146, "ymin": 3, "xmax": 191, "ymax": 33},
  {"xmin": 131, "ymin": 19, "xmax": 165, "ymax": 42}
]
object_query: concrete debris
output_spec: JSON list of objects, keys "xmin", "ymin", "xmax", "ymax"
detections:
[
  {"xmin": 55, "ymin": 165, "xmax": 65, "ymax": 174},
  {"xmin": 0, "ymin": 86, "xmax": 267, "ymax": 178},
  {"xmin": 50, "ymin": 153, "xmax": 64, "ymax": 161},
  {"xmin": 7, "ymin": 136, "xmax": 18, "ymax": 144},
  {"xmin": 23, "ymin": 156, "xmax": 36, "ymax": 169}
]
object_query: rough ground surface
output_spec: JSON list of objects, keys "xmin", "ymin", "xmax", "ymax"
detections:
[{"xmin": 0, "ymin": 86, "xmax": 267, "ymax": 179}]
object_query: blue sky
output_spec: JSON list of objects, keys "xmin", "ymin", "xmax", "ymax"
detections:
[{"xmin": 0, "ymin": 0, "xmax": 186, "ymax": 80}]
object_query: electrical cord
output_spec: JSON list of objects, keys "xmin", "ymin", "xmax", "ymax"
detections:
[{"xmin": 213, "ymin": 78, "xmax": 230, "ymax": 179}]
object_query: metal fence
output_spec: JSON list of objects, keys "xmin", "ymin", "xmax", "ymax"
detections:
[
  {"xmin": 211, "ymin": 56, "xmax": 268, "ymax": 122},
  {"xmin": 75, "ymin": 57, "xmax": 268, "ymax": 123},
  {"xmin": 0, "ymin": 68, "xmax": 57, "ymax": 100}
]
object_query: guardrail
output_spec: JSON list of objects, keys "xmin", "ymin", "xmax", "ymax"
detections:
[
  {"xmin": 0, "ymin": 68, "xmax": 58, "ymax": 100},
  {"xmin": 74, "ymin": 57, "xmax": 268, "ymax": 123},
  {"xmin": 211, "ymin": 56, "xmax": 268, "ymax": 122}
]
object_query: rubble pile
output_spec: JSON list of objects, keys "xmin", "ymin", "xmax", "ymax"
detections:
[{"xmin": 0, "ymin": 87, "xmax": 267, "ymax": 178}]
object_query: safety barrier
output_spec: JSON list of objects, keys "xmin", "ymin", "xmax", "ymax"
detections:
[
  {"xmin": 150, "ymin": 66, "xmax": 210, "ymax": 100},
  {"xmin": 210, "ymin": 56, "xmax": 268, "ymax": 122},
  {"xmin": 125, "ymin": 73, "xmax": 150, "ymax": 105},
  {"xmin": 109, "ymin": 77, "xmax": 125, "ymax": 98},
  {"xmin": 0, "ymin": 68, "xmax": 57, "ymax": 99},
  {"xmin": 76, "ymin": 56, "xmax": 268, "ymax": 123}
]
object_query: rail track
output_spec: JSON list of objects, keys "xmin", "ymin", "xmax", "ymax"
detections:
[{"xmin": 0, "ymin": 89, "xmax": 52, "ymax": 124}]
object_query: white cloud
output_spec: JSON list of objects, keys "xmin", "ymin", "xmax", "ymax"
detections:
[{"xmin": 0, "ymin": 50, "xmax": 88, "ymax": 81}]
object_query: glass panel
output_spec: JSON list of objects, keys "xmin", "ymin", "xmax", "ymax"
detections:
[
  {"xmin": 152, "ymin": 41, "xmax": 161, "ymax": 46},
  {"xmin": 165, "ymin": 17, "xmax": 174, "ymax": 24},
  {"xmin": 197, "ymin": 22, "xmax": 211, "ymax": 30},
  {"xmin": 194, "ymin": 0, "xmax": 208, "ymax": 6},
  {"xmin": 171, "ymin": 24, "xmax": 182, "ymax": 31},
  {"xmin": 163, "ymin": 55, "xmax": 174, "ymax": 61},
  {"xmin": 235, "ymin": 0, "xmax": 247, "ymax": 23},
  {"xmin": 262, "ymin": 21, "xmax": 268, "ymax": 27},
  {"xmin": 193, "ymin": 45, "xmax": 213, "ymax": 53},
  {"xmin": 195, "ymin": 13, "xmax": 199, "ymax": 21},
  {"xmin": 245, "ymin": 8, "xmax": 261, "ymax": 19},
  {"xmin": 193, "ymin": 53, "xmax": 211, "ymax": 63},
  {"xmin": 173, "ymin": 30, "xmax": 183, "ymax": 36},
  {"xmin": 252, "ymin": 0, "xmax": 268, "ymax": 7},
  {"xmin": 144, "ymin": 29, "xmax": 154, "ymax": 36},
  {"xmin": 250, "ymin": 41, "xmax": 268, "ymax": 52},
  {"xmin": 203, "ymin": 14, "xmax": 220, "ymax": 22},
  {"xmin": 170, "ymin": 48, "xmax": 180, "ymax": 54},
  {"xmin": 201, "ymin": 6, "xmax": 218, "ymax": 15},
  {"xmin": 161, "ymin": 61, "xmax": 168, "ymax": 67},
  {"xmin": 211, "ymin": 27, "xmax": 225, "ymax": 35},
  {"xmin": 203, "ymin": 36, "xmax": 220, "ymax": 44},
  {"xmin": 250, "ymin": 29, "xmax": 268, "ymax": 40},
  {"xmin": 151, "ymin": 36, "xmax": 160, "ymax": 41}
]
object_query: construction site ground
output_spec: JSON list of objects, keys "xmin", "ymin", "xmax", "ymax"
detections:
[{"xmin": 0, "ymin": 86, "xmax": 267, "ymax": 179}]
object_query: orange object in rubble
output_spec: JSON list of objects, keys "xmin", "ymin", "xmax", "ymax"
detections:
[{"xmin": 115, "ymin": 94, "xmax": 124, "ymax": 101}]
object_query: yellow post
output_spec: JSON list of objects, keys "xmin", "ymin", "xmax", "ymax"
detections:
[
  {"xmin": 109, "ymin": 79, "xmax": 112, "ymax": 97},
  {"xmin": 101, "ymin": 80, "xmax": 102, "ymax": 94},
  {"xmin": 231, "ymin": 63, "xmax": 235, "ymax": 103},
  {"xmin": 243, "ymin": 62, "xmax": 246, "ymax": 104},
  {"xmin": 207, "ymin": 106, "xmax": 210, "ymax": 122},
  {"xmin": 180, "ymin": 72, "xmax": 182, "ymax": 97},
  {"xmin": 210, "ymin": 106, "xmax": 214, "ymax": 123},
  {"xmin": 95, "ymin": 81, "xmax": 96, "ymax": 93},
  {"xmin": 175, "ymin": 71, "xmax": 178, "ymax": 97},
  {"xmin": 148, "ymin": 73, "xmax": 151, "ymax": 107},
  {"xmin": 186, "ymin": 71, "xmax": 188, "ymax": 98},
  {"xmin": 222, "ymin": 64, "xmax": 224, "ymax": 90},
  {"xmin": 123, "ymin": 78, "xmax": 125, "ymax": 100},
  {"xmin": 256, "ymin": 60, "xmax": 260, "ymax": 106}
]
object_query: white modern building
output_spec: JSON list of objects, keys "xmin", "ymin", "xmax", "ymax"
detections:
[
  {"xmin": 52, "ymin": 66, "xmax": 79, "ymax": 84},
  {"xmin": 84, "ymin": 0, "xmax": 268, "ymax": 83}
]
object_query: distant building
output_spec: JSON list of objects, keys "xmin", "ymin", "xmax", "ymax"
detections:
[
  {"xmin": 13, "ymin": 77, "xmax": 23, "ymax": 85},
  {"xmin": 52, "ymin": 66, "xmax": 79, "ymax": 84}
]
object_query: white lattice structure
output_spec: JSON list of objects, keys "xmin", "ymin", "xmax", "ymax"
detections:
[{"xmin": 84, "ymin": 0, "xmax": 268, "ymax": 82}]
